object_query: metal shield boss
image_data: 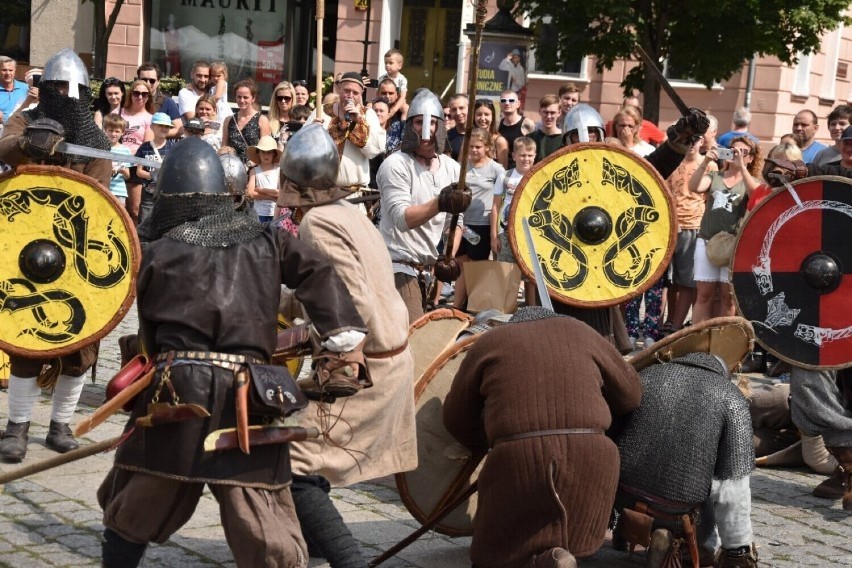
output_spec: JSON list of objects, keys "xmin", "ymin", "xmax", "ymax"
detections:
[
  {"xmin": 508, "ymin": 143, "xmax": 676, "ymax": 307},
  {"xmin": 0, "ymin": 165, "xmax": 141, "ymax": 358},
  {"xmin": 732, "ymin": 176, "xmax": 852, "ymax": 370}
]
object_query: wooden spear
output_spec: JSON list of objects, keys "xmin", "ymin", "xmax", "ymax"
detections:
[{"xmin": 315, "ymin": 0, "xmax": 325, "ymax": 122}]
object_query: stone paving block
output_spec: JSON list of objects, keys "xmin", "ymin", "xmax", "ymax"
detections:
[
  {"xmin": 53, "ymin": 531, "xmax": 98, "ymax": 549},
  {"xmin": 37, "ymin": 523, "xmax": 83, "ymax": 539},
  {"xmin": 3, "ymin": 527, "xmax": 47, "ymax": 546}
]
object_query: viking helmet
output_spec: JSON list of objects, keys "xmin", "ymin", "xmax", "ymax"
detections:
[
  {"xmin": 401, "ymin": 89, "xmax": 449, "ymax": 153},
  {"xmin": 219, "ymin": 153, "xmax": 248, "ymax": 196},
  {"xmin": 279, "ymin": 123, "xmax": 338, "ymax": 190},
  {"xmin": 562, "ymin": 103, "xmax": 605, "ymax": 144},
  {"xmin": 41, "ymin": 48, "xmax": 89, "ymax": 100},
  {"xmin": 157, "ymin": 138, "xmax": 227, "ymax": 197}
]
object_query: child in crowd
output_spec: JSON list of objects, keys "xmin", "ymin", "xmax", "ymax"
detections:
[
  {"xmin": 289, "ymin": 105, "xmax": 310, "ymax": 128},
  {"xmin": 104, "ymin": 113, "xmax": 131, "ymax": 206},
  {"xmin": 134, "ymin": 112, "xmax": 177, "ymax": 225},
  {"xmin": 378, "ymin": 49, "xmax": 409, "ymax": 120},
  {"xmin": 453, "ymin": 127, "xmax": 506, "ymax": 310},
  {"xmin": 748, "ymin": 142, "xmax": 803, "ymax": 212},
  {"xmin": 491, "ymin": 136, "xmax": 537, "ymax": 306},
  {"xmin": 247, "ymin": 135, "xmax": 282, "ymax": 223},
  {"xmin": 208, "ymin": 61, "xmax": 233, "ymax": 119}
]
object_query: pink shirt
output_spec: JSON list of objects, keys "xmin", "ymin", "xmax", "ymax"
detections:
[{"xmin": 120, "ymin": 109, "xmax": 152, "ymax": 155}]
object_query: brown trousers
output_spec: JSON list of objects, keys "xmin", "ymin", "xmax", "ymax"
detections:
[
  {"xmin": 98, "ymin": 467, "xmax": 307, "ymax": 568},
  {"xmin": 394, "ymin": 272, "xmax": 425, "ymax": 325}
]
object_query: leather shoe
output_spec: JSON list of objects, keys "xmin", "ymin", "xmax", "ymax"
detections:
[
  {"xmin": 813, "ymin": 466, "xmax": 846, "ymax": 499},
  {"xmin": 0, "ymin": 421, "xmax": 30, "ymax": 462},
  {"xmin": 46, "ymin": 420, "xmax": 79, "ymax": 453}
]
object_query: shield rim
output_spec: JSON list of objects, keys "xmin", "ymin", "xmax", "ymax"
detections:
[
  {"xmin": 0, "ymin": 165, "xmax": 142, "ymax": 358},
  {"xmin": 507, "ymin": 142, "xmax": 676, "ymax": 308},
  {"xmin": 731, "ymin": 175, "xmax": 852, "ymax": 370},
  {"xmin": 395, "ymin": 333, "xmax": 483, "ymax": 537}
]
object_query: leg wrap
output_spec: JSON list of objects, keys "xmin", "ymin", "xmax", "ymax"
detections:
[
  {"xmin": 291, "ymin": 475, "xmax": 366, "ymax": 568},
  {"xmin": 50, "ymin": 374, "xmax": 86, "ymax": 424},
  {"xmin": 7, "ymin": 375, "xmax": 39, "ymax": 423}
]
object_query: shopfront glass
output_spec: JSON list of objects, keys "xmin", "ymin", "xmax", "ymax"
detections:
[{"xmin": 147, "ymin": 0, "xmax": 336, "ymax": 104}]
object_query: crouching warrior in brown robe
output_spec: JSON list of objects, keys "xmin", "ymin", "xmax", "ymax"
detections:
[
  {"xmin": 443, "ymin": 306, "xmax": 642, "ymax": 568},
  {"xmin": 97, "ymin": 138, "xmax": 367, "ymax": 568}
]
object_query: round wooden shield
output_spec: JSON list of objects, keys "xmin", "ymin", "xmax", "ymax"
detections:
[
  {"xmin": 407, "ymin": 308, "xmax": 472, "ymax": 384},
  {"xmin": 0, "ymin": 165, "xmax": 141, "ymax": 358},
  {"xmin": 732, "ymin": 176, "xmax": 852, "ymax": 370},
  {"xmin": 395, "ymin": 334, "xmax": 484, "ymax": 537},
  {"xmin": 508, "ymin": 143, "xmax": 675, "ymax": 307}
]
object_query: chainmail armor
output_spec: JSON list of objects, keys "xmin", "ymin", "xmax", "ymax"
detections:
[
  {"xmin": 23, "ymin": 82, "xmax": 110, "ymax": 162},
  {"xmin": 137, "ymin": 193, "xmax": 264, "ymax": 247},
  {"xmin": 616, "ymin": 352, "xmax": 754, "ymax": 506},
  {"xmin": 508, "ymin": 306, "xmax": 569, "ymax": 324}
]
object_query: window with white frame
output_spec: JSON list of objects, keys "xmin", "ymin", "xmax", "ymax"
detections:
[
  {"xmin": 526, "ymin": 16, "xmax": 588, "ymax": 79},
  {"xmin": 792, "ymin": 52, "xmax": 812, "ymax": 97}
]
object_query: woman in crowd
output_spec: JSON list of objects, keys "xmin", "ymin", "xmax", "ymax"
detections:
[
  {"xmin": 119, "ymin": 79, "xmax": 154, "ymax": 155},
  {"xmin": 222, "ymin": 79, "xmax": 271, "ymax": 165},
  {"xmin": 292, "ymin": 79, "xmax": 311, "ymax": 108},
  {"xmin": 93, "ymin": 77, "xmax": 125, "ymax": 128},
  {"xmin": 268, "ymin": 81, "xmax": 297, "ymax": 148},
  {"xmin": 193, "ymin": 94, "xmax": 222, "ymax": 151},
  {"xmin": 688, "ymin": 136, "xmax": 761, "ymax": 322},
  {"xmin": 473, "ymin": 99, "xmax": 509, "ymax": 168},
  {"xmin": 612, "ymin": 105, "xmax": 655, "ymax": 157}
]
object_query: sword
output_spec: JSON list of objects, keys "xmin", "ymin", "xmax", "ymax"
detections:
[
  {"xmin": 203, "ymin": 424, "xmax": 319, "ymax": 452},
  {"xmin": 55, "ymin": 141, "xmax": 164, "ymax": 169},
  {"xmin": 522, "ymin": 217, "xmax": 554, "ymax": 311},
  {"xmin": 634, "ymin": 45, "xmax": 690, "ymax": 115}
]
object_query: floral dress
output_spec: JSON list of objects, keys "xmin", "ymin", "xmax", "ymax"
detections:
[{"xmin": 227, "ymin": 112, "xmax": 261, "ymax": 164}]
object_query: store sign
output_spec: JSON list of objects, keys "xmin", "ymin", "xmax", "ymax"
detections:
[{"xmin": 256, "ymin": 41, "xmax": 285, "ymax": 84}]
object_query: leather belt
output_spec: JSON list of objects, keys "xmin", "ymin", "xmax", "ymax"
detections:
[
  {"xmin": 492, "ymin": 427, "xmax": 603, "ymax": 446},
  {"xmin": 393, "ymin": 260, "xmax": 433, "ymax": 272},
  {"xmin": 618, "ymin": 482, "xmax": 698, "ymax": 516},
  {"xmin": 365, "ymin": 341, "xmax": 409, "ymax": 359},
  {"xmin": 155, "ymin": 350, "xmax": 265, "ymax": 366}
]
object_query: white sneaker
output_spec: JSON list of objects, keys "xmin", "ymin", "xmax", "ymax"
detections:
[{"xmin": 644, "ymin": 336, "xmax": 655, "ymax": 349}]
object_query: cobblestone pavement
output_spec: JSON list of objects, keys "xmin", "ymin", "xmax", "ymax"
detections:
[{"xmin": 0, "ymin": 306, "xmax": 850, "ymax": 567}]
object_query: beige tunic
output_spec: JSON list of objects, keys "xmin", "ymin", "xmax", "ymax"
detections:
[{"xmin": 289, "ymin": 200, "xmax": 417, "ymax": 486}]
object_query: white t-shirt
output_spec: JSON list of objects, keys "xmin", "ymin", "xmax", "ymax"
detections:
[{"xmin": 252, "ymin": 165, "xmax": 279, "ymax": 217}]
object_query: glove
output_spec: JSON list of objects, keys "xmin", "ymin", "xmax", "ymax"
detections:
[
  {"xmin": 666, "ymin": 107, "xmax": 709, "ymax": 154},
  {"xmin": 763, "ymin": 157, "xmax": 807, "ymax": 187},
  {"xmin": 438, "ymin": 183, "xmax": 472, "ymax": 215},
  {"xmin": 312, "ymin": 347, "xmax": 372, "ymax": 398},
  {"xmin": 18, "ymin": 117, "xmax": 65, "ymax": 161},
  {"xmin": 433, "ymin": 255, "xmax": 462, "ymax": 282}
]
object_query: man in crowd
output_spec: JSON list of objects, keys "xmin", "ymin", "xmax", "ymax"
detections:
[
  {"xmin": 613, "ymin": 343, "xmax": 758, "ymax": 567},
  {"xmin": 812, "ymin": 104, "xmax": 851, "ymax": 166},
  {"xmin": 792, "ymin": 109, "xmax": 826, "ymax": 163},
  {"xmin": 530, "ymin": 94, "xmax": 563, "ymax": 162},
  {"xmin": 498, "ymin": 89, "xmax": 536, "ymax": 167},
  {"xmin": 177, "ymin": 60, "xmax": 210, "ymax": 120},
  {"xmin": 717, "ymin": 106, "xmax": 759, "ymax": 148},
  {"xmin": 98, "ymin": 137, "xmax": 367, "ymax": 567},
  {"xmin": 280, "ymin": 124, "xmax": 417, "ymax": 567},
  {"xmin": 137, "ymin": 62, "xmax": 182, "ymax": 138},
  {"xmin": 0, "ymin": 55, "xmax": 27, "ymax": 127},
  {"xmin": 314, "ymin": 71, "xmax": 385, "ymax": 190},
  {"xmin": 377, "ymin": 89, "xmax": 467, "ymax": 323},
  {"xmin": 446, "ymin": 93, "xmax": 469, "ymax": 161},
  {"xmin": 0, "ymin": 48, "xmax": 112, "ymax": 463},
  {"xmin": 605, "ymin": 95, "xmax": 665, "ymax": 146},
  {"xmin": 444, "ymin": 306, "xmax": 642, "ymax": 568},
  {"xmin": 556, "ymin": 82, "xmax": 581, "ymax": 127}
]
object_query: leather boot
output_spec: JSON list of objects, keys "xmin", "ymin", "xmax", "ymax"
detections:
[
  {"xmin": 46, "ymin": 420, "xmax": 79, "ymax": 453},
  {"xmin": 812, "ymin": 466, "xmax": 846, "ymax": 499},
  {"xmin": 828, "ymin": 446, "xmax": 852, "ymax": 511},
  {"xmin": 715, "ymin": 543, "xmax": 758, "ymax": 567},
  {"xmin": 102, "ymin": 528, "xmax": 147, "ymax": 567},
  {"xmin": 530, "ymin": 547, "xmax": 577, "ymax": 568},
  {"xmin": 0, "ymin": 421, "xmax": 30, "ymax": 462}
]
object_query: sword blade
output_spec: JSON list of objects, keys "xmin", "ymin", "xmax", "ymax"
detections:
[
  {"xmin": 56, "ymin": 141, "xmax": 164, "ymax": 169},
  {"xmin": 522, "ymin": 217, "xmax": 554, "ymax": 311},
  {"xmin": 634, "ymin": 45, "xmax": 690, "ymax": 115}
]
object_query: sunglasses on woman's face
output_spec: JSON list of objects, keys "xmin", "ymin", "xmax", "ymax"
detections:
[
  {"xmin": 292, "ymin": 80, "xmax": 308, "ymax": 87},
  {"xmin": 276, "ymin": 95, "xmax": 292, "ymax": 102},
  {"xmin": 132, "ymin": 91, "xmax": 149, "ymax": 98}
]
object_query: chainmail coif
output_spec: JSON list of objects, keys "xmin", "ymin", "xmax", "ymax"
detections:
[
  {"xmin": 23, "ymin": 82, "xmax": 110, "ymax": 162},
  {"xmin": 615, "ymin": 352, "xmax": 755, "ymax": 506},
  {"xmin": 138, "ymin": 192, "xmax": 264, "ymax": 247},
  {"xmin": 508, "ymin": 306, "xmax": 569, "ymax": 323}
]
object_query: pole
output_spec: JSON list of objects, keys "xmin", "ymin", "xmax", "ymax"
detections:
[
  {"xmin": 0, "ymin": 437, "xmax": 120, "ymax": 488},
  {"xmin": 315, "ymin": 0, "xmax": 325, "ymax": 122},
  {"xmin": 360, "ymin": 0, "xmax": 372, "ymax": 106}
]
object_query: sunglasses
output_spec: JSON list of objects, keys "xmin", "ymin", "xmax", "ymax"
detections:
[
  {"xmin": 103, "ymin": 77, "xmax": 123, "ymax": 86},
  {"xmin": 500, "ymin": 98, "xmax": 517, "ymax": 104},
  {"xmin": 137, "ymin": 77, "xmax": 157, "ymax": 85},
  {"xmin": 132, "ymin": 91, "xmax": 149, "ymax": 98},
  {"xmin": 276, "ymin": 95, "xmax": 292, "ymax": 102},
  {"xmin": 292, "ymin": 80, "xmax": 308, "ymax": 87}
]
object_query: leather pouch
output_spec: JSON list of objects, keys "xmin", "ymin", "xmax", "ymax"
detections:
[
  {"xmin": 618, "ymin": 506, "xmax": 654, "ymax": 548},
  {"xmin": 246, "ymin": 363, "xmax": 308, "ymax": 418}
]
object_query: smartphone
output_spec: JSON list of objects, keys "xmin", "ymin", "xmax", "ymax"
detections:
[
  {"xmin": 716, "ymin": 147, "xmax": 734, "ymax": 161},
  {"xmin": 32, "ymin": 74, "xmax": 41, "ymax": 88}
]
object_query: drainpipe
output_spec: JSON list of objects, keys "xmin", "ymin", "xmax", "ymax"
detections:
[{"xmin": 743, "ymin": 54, "xmax": 756, "ymax": 110}]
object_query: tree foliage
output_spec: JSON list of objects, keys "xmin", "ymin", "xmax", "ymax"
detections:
[
  {"xmin": 516, "ymin": 0, "xmax": 850, "ymax": 122},
  {"xmin": 81, "ymin": 0, "xmax": 125, "ymax": 78}
]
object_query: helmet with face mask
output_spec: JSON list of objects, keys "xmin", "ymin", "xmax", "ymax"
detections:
[
  {"xmin": 400, "ymin": 89, "xmax": 448, "ymax": 154},
  {"xmin": 41, "ymin": 48, "xmax": 89, "ymax": 100},
  {"xmin": 562, "ymin": 103, "xmax": 605, "ymax": 144}
]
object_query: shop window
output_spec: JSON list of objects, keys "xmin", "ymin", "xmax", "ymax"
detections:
[
  {"xmin": 1, "ymin": 0, "xmax": 31, "ymax": 63},
  {"xmin": 148, "ymin": 0, "xmax": 335, "ymax": 104}
]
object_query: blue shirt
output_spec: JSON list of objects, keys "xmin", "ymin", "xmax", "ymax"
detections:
[
  {"xmin": 717, "ymin": 130, "xmax": 759, "ymax": 148},
  {"xmin": 0, "ymin": 80, "xmax": 28, "ymax": 119},
  {"xmin": 155, "ymin": 93, "xmax": 181, "ymax": 121},
  {"xmin": 801, "ymin": 141, "xmax": 827, "ymax": 163}
]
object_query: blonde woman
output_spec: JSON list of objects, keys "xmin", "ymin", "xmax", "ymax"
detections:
[
  {"xmin": 613, "ymin": 105, "xmax": 655, "ymax": 157},
  {"xmin": 120, "ymin": 79, "xmax": 155, "ymax": 155},
  {"xmin": 268, "ymin": 81, "xmax": 297, "ymax": 147},
  {"xmin": 688, "ymin": 136, "xmax": 762, "ymax": 322}
]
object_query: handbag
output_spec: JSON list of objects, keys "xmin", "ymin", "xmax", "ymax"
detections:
[
  {"xmin": 705, "ymin": 230, "xmax": 737, "ymax": 267},
  {"xmin": 246, "ymin": 363, "xmax": 308, "ymax": 418}
]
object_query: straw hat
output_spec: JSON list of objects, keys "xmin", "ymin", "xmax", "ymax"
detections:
[{"xmin": 247, "ymin": 135, "xmax": 282, "ymax": 164}]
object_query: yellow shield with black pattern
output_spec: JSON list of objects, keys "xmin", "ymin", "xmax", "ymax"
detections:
[
  {"xmin": 0, "ymin": 165, "xmax": 141, "ymax": 358},
  {"xmin": 508, "ymin": 143, "xmax": 675, "ymax": 307}
]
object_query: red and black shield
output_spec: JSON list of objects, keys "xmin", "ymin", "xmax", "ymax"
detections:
[{"xmin": 732, "ymin": 176, "xmax": 852, "ymax": 370}]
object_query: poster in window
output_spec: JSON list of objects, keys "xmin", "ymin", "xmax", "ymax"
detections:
[
  {"xmin": 477, "ymin": 41, "xmax": 528, "ymax": 109},
  {"xmin": 257, "ymin": 41, "xmax": 285, "ymax": 84}
]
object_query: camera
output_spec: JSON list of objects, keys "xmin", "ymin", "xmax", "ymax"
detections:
[
  {"xmin": 32, "ymin": 74, "xmax": 41, "ymax": 88},
  {"xmin": 716, "ymin": 147, "xmax": 734, "ymax": 161}
]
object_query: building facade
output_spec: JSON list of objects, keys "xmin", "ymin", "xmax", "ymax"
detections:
[{"xmin": 4, "ymin": 0, "xmax": 851, "ymax": 147}]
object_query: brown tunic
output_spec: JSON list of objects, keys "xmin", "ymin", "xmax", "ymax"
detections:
[{"xmin": 443, "ymin": 317, "xmax": 642, "ymax": 566}]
